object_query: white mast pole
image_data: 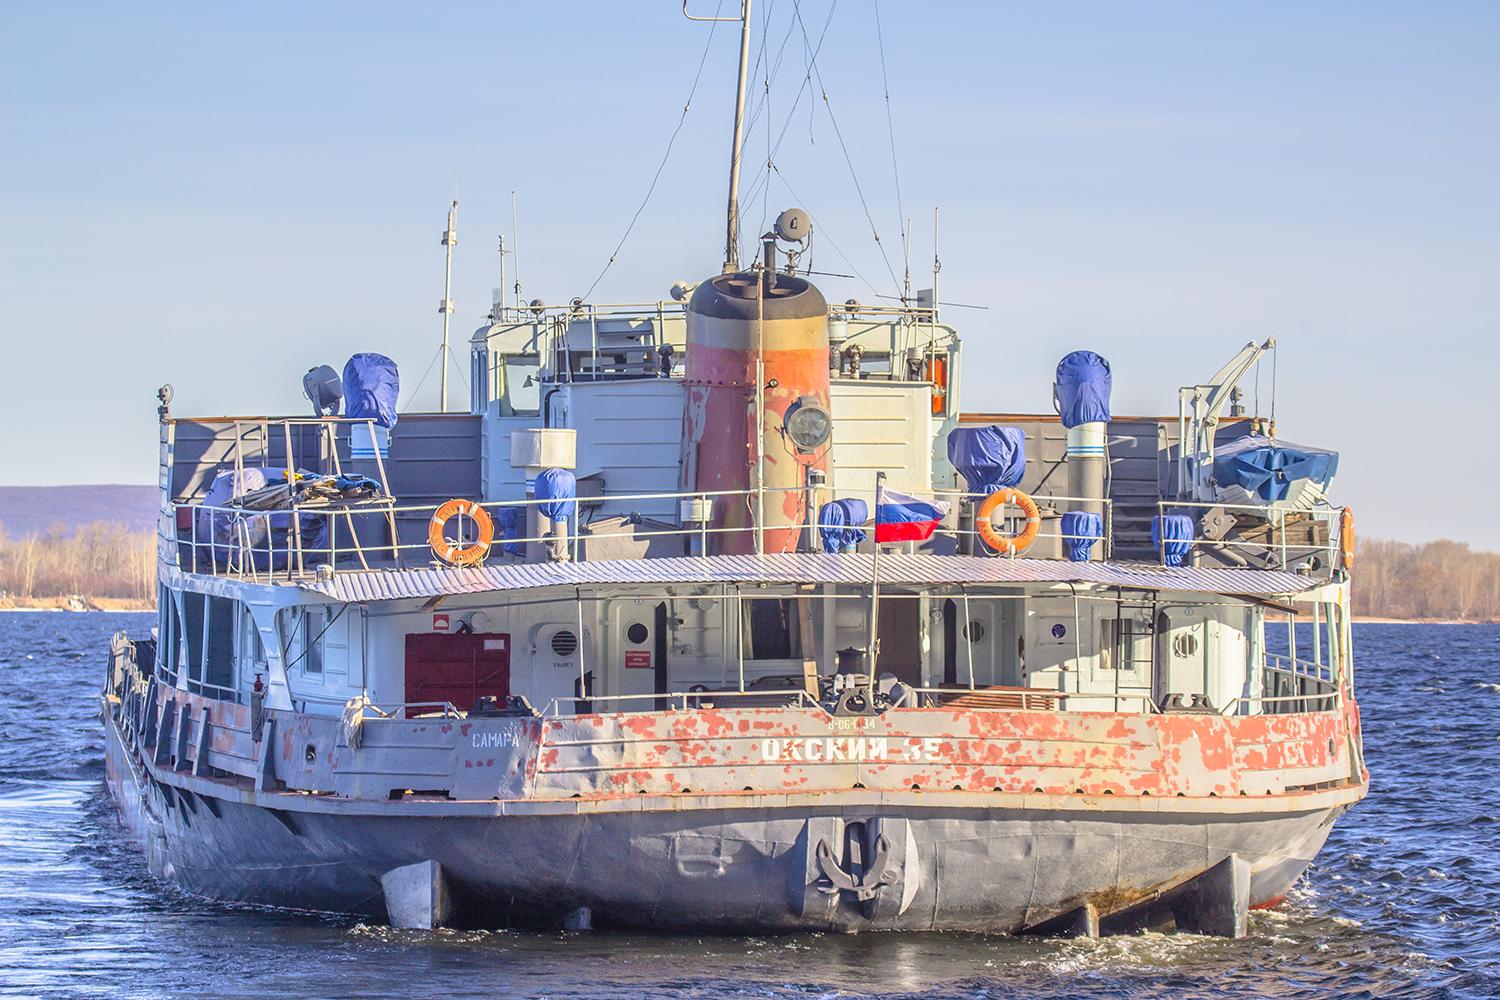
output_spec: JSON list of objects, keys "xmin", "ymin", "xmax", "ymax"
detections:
[
  {"xmin": 724, "ymin": 0, "xmax": 753, "ymax": 272},
  {"xmin": 439, "ymin": 200, "xmax": 458, "ymax": 412},
  {"xmin": 511, "ymin": 191, "xmax": 521, "ymax": 313}
]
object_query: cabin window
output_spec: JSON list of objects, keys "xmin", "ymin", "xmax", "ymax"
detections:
[
  {"xmin": 157, "ymin": 586, "xmax": 180, "ymax": 685},
  {"xmin": 302, "ymin": 607, "xmax": 328, "ymax": 676},
  {"xmin": 240, "ymin": 606, "xmax": 267, "ymax": 677},
  {"xmin": 742, "ymin": 598, "xmax": 802, "ymax": 660},
  {"xmin": 1100, "ymin": 617, "xmax": 1154, "ymax": 674},
  {"xmin": 204, "ymin": 597, "xmax": 236, "ymax": 693},
  {"xmin": 182, "ymin": 592, "xmax": 205, "ymax": 685}
]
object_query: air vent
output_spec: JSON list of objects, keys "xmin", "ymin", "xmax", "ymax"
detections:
[{"xmin": 551, "ymin": 630, "xmax": 579, "ymax": 658}]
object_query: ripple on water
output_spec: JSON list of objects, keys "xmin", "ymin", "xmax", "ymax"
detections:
[{"xmin": 0, "ymin": 614, "xmax": 1498, "ymax": 998}]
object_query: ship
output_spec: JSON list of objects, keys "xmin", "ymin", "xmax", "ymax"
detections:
[{"xmin": 100, "ymin": 2, "xmax": 1365, "ymax": 937}]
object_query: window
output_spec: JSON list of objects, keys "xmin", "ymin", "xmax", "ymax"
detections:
[
  {"xmin": 302, "ymin": 607, "xmax": 328, "ymax": 676},
  {"xmin": 241, "ymin": 606, "xmax": 267, "ymax": 677},
  {"xmin": 183, "ymin": 592, "xmax": 205, "ymax": 685},
  {"xmin": 205, "ymin": 597, "xmax": 236, "ymax": 692},
  {"xmin": 1101, "ymin": 617, "xmax": 1154, "ymax": 674},
  {"xmin": 157, "ymin": 586, "xmax": 179, "ymax": 685},
  {"xmin": 743, "ymin": 599, "xmax": 802, "ymax": 660}
]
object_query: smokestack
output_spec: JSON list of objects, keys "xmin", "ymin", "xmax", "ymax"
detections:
[{"xmin": 681, "ymin": 270, "xmax": 830, "ymax": 554}]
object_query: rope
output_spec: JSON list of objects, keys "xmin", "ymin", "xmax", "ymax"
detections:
[
  {"xmin": 581, "ymin": 0, "xmax": 725, "ymax": 299},
  {"xmin": 873, "ymin": 0, "xmax": 907, "ymax": 271},
  {"xmin": 772, "ymin": 164, "xmax": 885, "ymax": 300},
  {"xmin": 733, "ymin": 0, "xmax": 840, "ymax": 264},
  {"xmin": 790, "ymin": 0, "xmax": 903, "ymax": 295}
]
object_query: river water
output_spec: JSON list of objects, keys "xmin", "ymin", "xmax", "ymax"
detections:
[{"xmin": 0, "ymin": 612, "xmax": 1495, "ymax": 999}]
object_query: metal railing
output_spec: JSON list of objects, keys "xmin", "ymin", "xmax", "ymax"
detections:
[
  {"xmin": 165, "ymin": 483, "xmax": 1120, "ymax": 582},
  {"xmin": 1153, "ymin": 500, "xmax": 1347, "ymax": 572},
  {"xmin": 541, "ymin": 688, "xmax": 822, "ymax": 717}
]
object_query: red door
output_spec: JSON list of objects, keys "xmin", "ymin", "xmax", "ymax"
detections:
[{"xmin": 404, "ymin": 632, "xmax": 510, "ymax": 712}]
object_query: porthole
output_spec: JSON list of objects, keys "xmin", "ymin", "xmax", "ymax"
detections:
[
  {"xmin": 1172, "ymin": 633, "xmax": 1199, "ymax": 658},
  {"xmin": 551, "ymin": 630, "xmax": 579, "ymax": 657},
  {"xmin": 962, "ymin": 621, "xmax": 986, "ymax": 643},
  {"xmin": 626, "ymin": 622, "xmax": 650, "ymax": 645}
]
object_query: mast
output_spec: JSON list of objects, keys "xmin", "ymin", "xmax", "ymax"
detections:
[
  {"xmin": 702, "ymin": 0, "xmax": 753, "ymax": 273},
  {"xmin": 439, "ymin": 200, "xmax": 458, "ymax": 412}
]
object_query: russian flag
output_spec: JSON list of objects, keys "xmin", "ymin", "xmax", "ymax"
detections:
[{"xmin": 874, "ymin": 485, "xmax": 950, "ymax": 543}]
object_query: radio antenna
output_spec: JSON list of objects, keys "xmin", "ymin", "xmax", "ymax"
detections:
[
  {"xmin": 511, "ymin": 190, "xmax": 522, "ymax": 312},
  {"xmin": 438, "ymin": 200, "xmax": 458, "ymax": 412}
]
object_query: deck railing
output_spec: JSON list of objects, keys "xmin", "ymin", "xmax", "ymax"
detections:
[
  {"xmin": 163, "ymin": 484, "xmax": 1117, "ymax": 582},
  {"xmin": 1154, "ymin": 500, "xmax": 1348, "ymax": 573}
]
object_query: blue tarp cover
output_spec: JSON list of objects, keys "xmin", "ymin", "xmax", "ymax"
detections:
[
  {"xmin": 196, "ymin": 467, "xmax": 327, "ymax": 571},
  {"xmin": 947, "ymin": 426, "xmax": 1025, "ymax": 493},
  {"xmin": 1061, "ymin": 510, "xmax": 1103, "ymax": 562},
  {"xmin": 1055, "ymin": 351, "xmax": 1112, "ymax": 427},
  {"xmin": 535, "ymin": 468, "xmax": 576, "ymax": 523},
  {"xmin": 1210, "ymin": 434, "xmax": 1339, "ymax": 502},
  {"xmin": 342, "ymin": 353, "xmax": 400, "ymax": 429},
  {"xmin": 497, "ymin": 506, "xmax": 524, "ymax": 556},
  {"xmin": 818, "ymin": 498, "xmax": 869, "ymax": 553},
  {"xmin": 1152, "ymin": 513, "xmax": 1194, "ymax": 568}
]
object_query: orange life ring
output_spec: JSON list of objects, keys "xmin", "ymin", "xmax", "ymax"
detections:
[
  {"xmin": 428, "ymin": 499, "xmax": 494, "ymax": 567},
  {"xmin": 976, "ymin": 488, "xmax": 1041, "ymax": 555},
  {"xmin": 1339, "ymin": 506, "xmax": 1355, "ymax": 569}
]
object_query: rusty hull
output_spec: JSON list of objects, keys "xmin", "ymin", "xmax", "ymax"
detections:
[{"xmin": 102, "ymin": 666, "xmax": 1366, "ymax": 932}]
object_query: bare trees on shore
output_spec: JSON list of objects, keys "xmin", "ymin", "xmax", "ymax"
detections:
[
  {"xmin": 1354, "ymin": 538, "xmax": 1500, "ymax": 622},
  {"xmin": 0, "ymin": 522, "xmax": 154, "ymax": 603}
]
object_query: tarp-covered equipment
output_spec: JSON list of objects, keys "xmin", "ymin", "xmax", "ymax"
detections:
[
  {"xmin": 1055, "ymin": 351, "xmax": 1112, "ymax": 427},
  {"xmin": 195, "ymin": 467, "xmax": 331, "ymax": 571},
  {"xmin": 1061, "ymin": 510, "xmax": 1104, "ymax": 562},
  {"xmin": 535, "ymin": 468, "xmax": 577, "ymax": 523},
  {"xmin": 1152, "ymin": 513, "xmax": 1194, "ymax": 568},
  {"xmin": 342, "ymin": 353, "xmax": 400, "ymax": 429},
  {"xmin": 818, "ymin": 498, "xmax": 869, "ymax": 553},
  {"xmin": 1210, "ymin": 434, "xmax": 1339, "ymax": 502},
  {"xmin": 947, "ymin": 426, "xmax": 1026, "ymax": 493}
]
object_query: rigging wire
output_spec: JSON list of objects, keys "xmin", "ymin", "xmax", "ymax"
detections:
[
  {"xmin": 873, "ymin": 0, "xmax": 907, "ymax": 278},
  {"xmin": 580, "ymin": 0, "xmax": 725, "ymax": 299},
  {"xmin": 772, "ymin": 163, "xmax": 884, "ymax": 300},
  {"xmin": 734, "ymin": 0, "xmax": 840, "ymax": 264},
  {"xmin": 789, "ymin": 0, "xmax": 903, "ymax": 295},
  {"xmin": 758, "ymin": 0, "xmax": 773, "ymax": 243}
]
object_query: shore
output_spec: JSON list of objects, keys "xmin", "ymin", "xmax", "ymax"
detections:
[{"xmin": 0, "ymin": 597, "xmax": 152, "ymax": 612}]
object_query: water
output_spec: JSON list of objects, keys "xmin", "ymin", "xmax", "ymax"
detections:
[{"xmin": 1, "ymin": 612, "xmax": 1496, "ymax": 999}]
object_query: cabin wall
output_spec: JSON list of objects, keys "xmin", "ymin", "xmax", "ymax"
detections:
[{"xmin": 828, "ymin": 381, "xmax": 934, "ymax": 498}]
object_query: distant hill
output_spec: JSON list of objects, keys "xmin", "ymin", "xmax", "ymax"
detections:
[{"xmin": 0, "ymin": 485, "xmax": 158, "ymax": 538}]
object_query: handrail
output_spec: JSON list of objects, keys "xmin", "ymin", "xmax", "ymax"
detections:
[
  {"xmin": 541, "ymin": 688, "xmax": 822, "ymax": 717},
  {"xmin": 167, "ymin": 484, "xmax": 1120, "ymax": 581},
  {"xmin": 1153, "ymin": 500, "xmax": 1347, "ymax": 571}
]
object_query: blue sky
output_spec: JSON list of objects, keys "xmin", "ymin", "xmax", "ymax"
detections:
[{"xmin": 2, "ymin": 2, "xmax": 1497, "ymax": 546}]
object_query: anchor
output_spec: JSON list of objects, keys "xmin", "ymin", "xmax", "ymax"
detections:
[{"xmin": 815, "ymin": 827, "xmax": 897, "ymax": 908}]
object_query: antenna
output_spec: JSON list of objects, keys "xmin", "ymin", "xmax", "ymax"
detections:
[
  {"xmin": 495, "ymin": 234, "xmax": 508, "ymax": 322},
  {"xmin": 439, "ymin": 200, "xmax": 458, "ymax": 413},
  {"xmin": 510, "ymin": 190, "xmax": 522, "ymax": 313}
]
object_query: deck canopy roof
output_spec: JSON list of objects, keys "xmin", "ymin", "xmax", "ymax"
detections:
[{"xmin": 297, "ymin": 553, "xmax": 1323, "ymax": 603}]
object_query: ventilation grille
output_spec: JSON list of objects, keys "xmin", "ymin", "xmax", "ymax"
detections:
[{"xmin": 550, "ymin": 629, "xmax": 579, "ymax": 658}]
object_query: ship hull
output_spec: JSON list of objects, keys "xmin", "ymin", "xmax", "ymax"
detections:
[{"xmin": 103, "ymin": 711, "xmax": 1349, "ymax": 933}]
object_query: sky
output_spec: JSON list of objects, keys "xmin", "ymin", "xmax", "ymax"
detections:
[{"xmin": 1, "ymin": 2, "xmax": 1497, "ymax": 546}]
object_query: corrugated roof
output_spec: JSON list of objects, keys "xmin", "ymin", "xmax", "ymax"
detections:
[{"xmin": 299, "ymin": 552, "xmax": 1319, "ymax": 603}]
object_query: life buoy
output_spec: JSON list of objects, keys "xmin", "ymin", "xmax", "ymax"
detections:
[
  {"xmin": 976, "ymin": 488, "xmax": 1041, "ymax": 555},
  {"xmin": 1339, "ymin": 506, "xmax": 1355, "ymax": 569},
  {"xmin": 428, "ymin": 499, "xmax": 494, "ymax": 567}
]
